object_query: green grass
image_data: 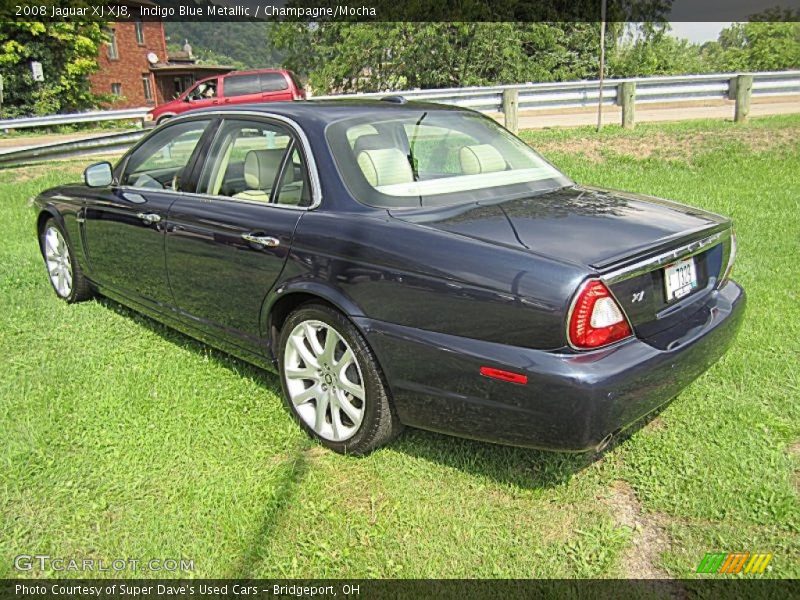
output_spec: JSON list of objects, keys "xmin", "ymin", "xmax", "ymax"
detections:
[{"xmin": 1, "ymin": 115, "xmax": 798, "ymax": 580}]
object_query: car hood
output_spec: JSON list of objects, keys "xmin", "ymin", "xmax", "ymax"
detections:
[{"xmin": 388, "ymin": 185, "xmax": 729, "ymax": 270}]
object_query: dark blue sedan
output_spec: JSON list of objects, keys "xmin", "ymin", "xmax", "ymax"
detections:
[{"xmin": 33, "ymin": 100, "xmax": 745, "ymax": 454}]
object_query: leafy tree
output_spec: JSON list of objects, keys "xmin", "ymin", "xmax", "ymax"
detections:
[
  {"xmin": 706, "ymin": 10, "xmax": 800, "ymax": 72},
  {"xmin": 0, "ymin": 21, "xmax": 105, "ymax": 117},
  {"xmin": 609, "ymin": 23, "xmax": 709, "ymax": 77},
  {"xmin": 165, "ymin": 42, "xmax": 246, "ymax": 71},
  {"xmin": 269, "ymin": 22, "xmax": 617, "ymax": 94}
]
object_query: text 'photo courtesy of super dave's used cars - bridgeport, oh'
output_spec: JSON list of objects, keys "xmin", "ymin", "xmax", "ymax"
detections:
[{"xmin": 34, "ymin": 98, "xmax": 744, "ymax": 455}]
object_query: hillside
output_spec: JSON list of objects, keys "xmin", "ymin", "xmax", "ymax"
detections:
[{"xmin": 164, "ymin": 22, "xmax": 283, "ymax": 69}]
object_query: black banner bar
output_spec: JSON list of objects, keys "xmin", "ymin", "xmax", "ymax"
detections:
[
  {"xmin": 1, "ymin": 579, "xmax": 799, "ymax": 600},
  {"xmin": 1, "ymin": 0, "xmax": 800, "ymax": 23}
]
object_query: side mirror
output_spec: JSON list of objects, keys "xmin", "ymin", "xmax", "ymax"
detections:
[{"xmin": 84, "ymin": 161, "xmax": 113, "ymax": 187}]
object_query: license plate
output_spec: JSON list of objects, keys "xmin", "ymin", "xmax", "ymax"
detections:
[{"xmin": 664, "ymin": 257, "xmax": 697, "ymax": 301}]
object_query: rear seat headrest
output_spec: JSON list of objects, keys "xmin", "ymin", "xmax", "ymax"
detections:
[
  {"xmin": 459, "ymin": 144, "xmax": 507, "ymax": 175},
  {"xmin": 353, "ymin": 134, "xmax": 397, "ymax": 156},
  {"xmin": 357, "ymin": 148, "xmax": 414, "ymax": 187}
]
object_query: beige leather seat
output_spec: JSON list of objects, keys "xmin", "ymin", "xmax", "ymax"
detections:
[
  {"xmin": 275, "ymin": 159, "xmax": 305, "ymax": 206},
  {"xmin": 459, "ymin": 144, "xmax": 507, "ymax": 175},
  {"xmin": 356, "ymin": 148, "xmax": 414, "ymax": 187},
  {"xmin": 234, "ymin": 149, "xmax": 285, "ymax": 202}
]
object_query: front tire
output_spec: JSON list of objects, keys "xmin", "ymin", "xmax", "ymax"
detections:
[
  {"xmin": 40, "ymin": 219, "xmax": 92, "ymax": 303},
  {"xmin": 278, "ymin": 302, "xmax": 402, "ymax": 455}
]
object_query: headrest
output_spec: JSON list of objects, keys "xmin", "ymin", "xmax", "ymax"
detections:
[
  {"xmin": 353, "ymin": 133, "xmax": 396, "ymax": 156},
  {"xmin": 357, "ymin": 148, "xmax": 414, "ymax": 187},
  {"xmin": 244, "ymin": 149, "xmax": 285, "ymax": 189},
  {"xmin": 459, "ymin": 144, "xmax": 507, "ymax": 175}
]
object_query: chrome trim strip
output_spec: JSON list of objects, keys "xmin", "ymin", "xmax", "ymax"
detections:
[
  {"xmin": 121, "ymin": 110, "xmax": 323, "ymax": 211},
  {"xmin": 600, "ymin": 229, "xmax": 729, "ymax": 284}
]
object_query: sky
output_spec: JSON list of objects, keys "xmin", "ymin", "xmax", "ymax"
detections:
[{"xmin": 668, "ymin": 22, "xmax": 732, "ymax": 43}]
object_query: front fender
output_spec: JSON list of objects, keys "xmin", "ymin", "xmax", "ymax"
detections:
[{"xmin": 34, "ymin": 198, "xmax": 88, "ymax": 275}]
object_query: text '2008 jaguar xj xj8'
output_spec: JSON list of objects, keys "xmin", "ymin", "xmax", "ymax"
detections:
[{"xmin": 34, "ymin": 99, "xmax": 744, "ymax": 454}]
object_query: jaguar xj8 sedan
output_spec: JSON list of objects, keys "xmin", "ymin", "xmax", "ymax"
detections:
[{"xmin": 34, "ymin": 99, "xmax": 745, "ymax": 455}]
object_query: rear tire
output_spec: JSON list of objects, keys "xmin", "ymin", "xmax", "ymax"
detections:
[
  {"xmin": 40, "ymin": 218, "xmax": 93, "ymax": 303},
  {"xmin": 278, "ymin": 302, "xmax": 402, "ymax": 455}
]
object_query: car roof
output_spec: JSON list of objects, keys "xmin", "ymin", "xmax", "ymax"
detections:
[
  {"xmin": 222, "ymin": 68, "xmax": 293, "ymax": 77},
  {"xmin": 185, "ymin": 99, "xmax": 467, "ymax": 125}
]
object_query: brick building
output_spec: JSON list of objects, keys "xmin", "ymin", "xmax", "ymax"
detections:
[{"xmin": 90, "ymin": 18, "xmax": 232, "ymax": 109}]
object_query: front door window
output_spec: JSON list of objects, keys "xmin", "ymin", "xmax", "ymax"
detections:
[{"xmin": 122, "ymin": 120, "xmax": 210, "ymax": 192}]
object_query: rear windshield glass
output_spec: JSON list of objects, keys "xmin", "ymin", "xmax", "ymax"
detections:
[
  {"xmin": 326, "ymin": 109, "xmax": 571, "ymax": 209},
  {"xmin": 261, "ymin": 72, "xmax": 288, "ymax": 92}
]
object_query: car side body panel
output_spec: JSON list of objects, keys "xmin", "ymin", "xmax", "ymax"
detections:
[{"xmin": 282, "ymin": 209, "xmax": 587, "ymax": 350}]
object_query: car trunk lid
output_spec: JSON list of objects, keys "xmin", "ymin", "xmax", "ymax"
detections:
[{"xmin": 390, "ymin": 185, "xmax": 735, "ymax": 344}]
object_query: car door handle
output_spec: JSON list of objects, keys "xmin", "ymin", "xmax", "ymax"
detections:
[
  {"xmin": 137, "ymin": 212, "xmax": 161, "ymax": 224},
  {"xmin": 242, "ymin": 233, "xmax": 280, "ymax": 247}
]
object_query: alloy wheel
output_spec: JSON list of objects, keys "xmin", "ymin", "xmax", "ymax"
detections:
[
  {"xmin": 283, "ymin": 319, "xmax": 366, "ymax": 442},
  {"xmin": 44, "ymin": 226, "xmax": 73, "ymax": 298}
]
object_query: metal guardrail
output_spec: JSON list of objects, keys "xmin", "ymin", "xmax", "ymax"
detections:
[
  {"xmin": 0, "ymin": 107, "xmax": 149, "ymax": 131},
  {"xmin": 315, "ymin": 70, "xmax": 800, "ymax": 112},
  {"xmin": 0, "ymin": 130, "xmax": 145, "ymax": 168},
  {"xmin": 0, "ymin": 70, "xmax": 798, "ymax": 167}
]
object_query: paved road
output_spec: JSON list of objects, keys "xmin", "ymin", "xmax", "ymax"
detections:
[
  {"xmin": 506, "ymin": 99, "xmax": 800, "ymax": 130},
  {"xmin": 0, "ymin": 129, "xmax": 134, "ymax": 152}
]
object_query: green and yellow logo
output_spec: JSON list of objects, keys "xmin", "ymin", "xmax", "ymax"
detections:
[{"xmin": 696, "ymin": 552, "xmax": 773, "ymax": 574}]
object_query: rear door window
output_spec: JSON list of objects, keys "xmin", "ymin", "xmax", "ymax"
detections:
[
  {"xmin": 197, "ymin": 119, "xmax": 295, "ymax": 203},
  {"xmin": 223, "ymin": 74, "xmax": 261, "ymax": 97}
]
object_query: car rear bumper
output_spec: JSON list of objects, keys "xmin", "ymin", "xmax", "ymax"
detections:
[{"xmin": 355, "ymin": 280, "xmax": 745, "ymax": 452}]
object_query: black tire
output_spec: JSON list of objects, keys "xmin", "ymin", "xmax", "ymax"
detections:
[
  {"xmin": 157, "ymin": 115, "xmax": 172, "ymax": 126},
  {"xmin": 39, "ymin": 218, "xmax": 93, "ymax": 303},
  {"xmin": 278, "ymin": 302, "xmax": 402, "ymax": 455}
]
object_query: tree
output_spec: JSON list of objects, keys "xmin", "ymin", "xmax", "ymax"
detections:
[
  {"xmin": 706, "ymin": 9, "xmax": 800, "ymax": 72},
  {"xmin": 269, "ymin": 22, "xmax": 616, "ymax": 94},
  {"xmin": 609, "ymin": 23, "xmax": 709, "ymax": 77},
  {"xmin": 0, "ymin": 21, "xmax": 105, "ymax": 117}
]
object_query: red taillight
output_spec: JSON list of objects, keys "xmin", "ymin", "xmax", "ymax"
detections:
[
  {"xmin": 567, "ymin": 279, "xmax": 632, "ymax": 349},
  {"xmin": 480, "ymin": 366, "xmax": 528, "ymax": 385}
]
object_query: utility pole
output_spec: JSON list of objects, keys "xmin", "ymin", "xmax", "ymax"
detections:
[{"xmin": 596, "ymin": 0, "xmax": 607, "ymax": 132}]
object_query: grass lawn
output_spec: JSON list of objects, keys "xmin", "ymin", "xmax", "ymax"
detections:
[{"xmin": 1, "ymin": 115, "xmax": 798, "ymax": 581}]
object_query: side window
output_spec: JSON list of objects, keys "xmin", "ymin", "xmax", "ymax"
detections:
[
  {"xmin": 187, "ymin": 80, "xmax": 217, "ymax": 101},
  {"xmin": 122, "ymin": 120, "xmax": 210, "ymax": 190},
  {"xmin": 223, "ymin": 75, "xmax": 261, "ymax": 97},
  {"xmin": 198, "ymin": 119, "xmax": 291, "ymax": 202},
  {"xmin": 274, "ymin": 148, "xmax": 311, "ymax": 207},
  {"xmin": 260, "ymin": 73, "xmax": 289, "ymax": 92},
  {"xmin": 197, "ymin": 119, "xmax": 311, "ymax": 207}
]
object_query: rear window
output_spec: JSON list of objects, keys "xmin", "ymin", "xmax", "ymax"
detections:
[
  {"xmin": 326, "ymin": 109, "xmax": 570, "ymax": 209},
  {"xmin": 261, "ymin": 72, "xmax": 288, "ymax": 92},
  {"xmin": 224, "ymin": 74, "xmax": 260, "ymax": 97}
]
